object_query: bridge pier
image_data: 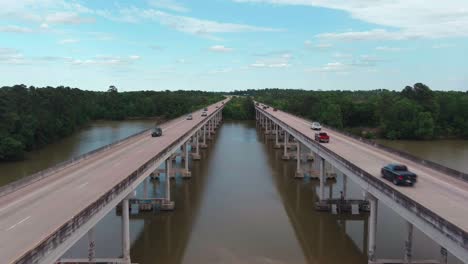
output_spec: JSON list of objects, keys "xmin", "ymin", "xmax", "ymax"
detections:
[
  {"xmin": 295, "ymin": 142, "xmax": 304, "ymax": 178},
  {"xmin": 404, "ymin": 221, "xmax": 414, "ymax": 264},
  {"xmin": 87, "ymin": 227, "xmax": 95, "ymax": 263},
  {"xmin": 282, "ymin": 131, "xmax": 290, "ymax": 160},
  {"xmin": 200, "ymin": 125, "xmax": 208, "ymax": 148},
  {"xmin": 319, "ymin": 157, "xmax": 325, "ymax": 200},
  {"xmin": 161, "ymin": 159, "xmax": 175, "ymax": 210},
  {"xmin": 182, "ymin": 141, "xmax": 191, "ymax": 178},
  {"xmin": 192, "ymin": 133, "xmax": 201, "ymax": 160},
  {"xmin": 274, "ymin": 125, "xmax": 281, "ymax": 148},
  {"xmin": 122, "ymin": 198, "xmax": 131, "ymax": 264},
  {"xmin": 367, "ymin": 192, "xmax": 378, "ymax": 263}
]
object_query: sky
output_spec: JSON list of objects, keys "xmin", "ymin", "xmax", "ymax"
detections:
[{"xmin": 0, "ymin": 0, "xmax": 467, "ymax": 92}]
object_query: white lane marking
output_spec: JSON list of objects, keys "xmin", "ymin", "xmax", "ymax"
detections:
[
  {"xmin": 77, "ymin": 182, "xmax": 88, "ymax": 189},
  {"xmin": 6, "ymin": 216, "xmax": 31, "ymax": 231}
]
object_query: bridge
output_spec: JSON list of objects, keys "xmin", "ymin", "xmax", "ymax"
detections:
[
  {"xmin": 1, "ymin": 98, "xmax": 467, "ymax": 264},
  {"xmin": 0, "ymin": 98, "xmax": 228, "ymax": 264},
  {"xmin": 255, "ymin": 103, "xmax": 468, "ymax": 264}
]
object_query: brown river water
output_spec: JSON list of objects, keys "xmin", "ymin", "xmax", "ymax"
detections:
[{"xmin": 0, "ymin": 120, "xmax": 466, "ymax": 263}]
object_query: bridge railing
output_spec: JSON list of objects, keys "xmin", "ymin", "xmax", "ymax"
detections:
[
  {"xmin": 16, "ymin": 101, "xmax": 227, "ymax": 264},
  {"xmin": 257, "ymin": 106, "xmax": 468, "ymax": 252},
  {"xmin": 0, "ymin": 128, "xmax": 150, "ymax": 198}
]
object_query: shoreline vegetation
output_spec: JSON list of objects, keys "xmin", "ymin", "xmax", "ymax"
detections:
[
  {"xmin": 231, "ymin": 84, "xmax": 468, "ymax": 141},
  {"xmin": 0, "ymin": 85, "xmax": 223, "ymax": 161},
  {"xmin": 1, "ymin": 83, "xmax": 466, "ymax": 161}
]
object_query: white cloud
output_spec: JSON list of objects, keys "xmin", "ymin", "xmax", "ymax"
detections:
[
  {"xmin": 209, "ymin": 45, "xmax": 234, "ymax": 52},
  {"xmin": 304, "ymin": 40, "xmax": 332, "ymax": 49},
  {"xmin": 250, "ymin": 52, "xmax": 292, "ymax": 68},
  {"xmin": 0, "ymin": 25, "xmax": 33, "ymax": 33},
  {"xmin": 332, "ymin": 52, "xmax": 352, "ymax": 58},
  {"xmin": 307, "ymin": 62, "xmax": 347, "ymax": 72},
  {"xmin": 234, "ymin": 0, "xmax": 468, "ymax": 40},
  {"xmin": 0, "ymin": 48, "xmax": 26, "ymax": 64},
  {"xmin": 209, "ymin": 68, "xmax": 233, "ymax": 74},
  {"xmin": 69, "ymin": 55, "xmax": 141, "ymax": 66},
  {"xmin": 148, "ymin": 0, "xmax": 189, "ymax": 13},
  {"xmin": 376, "ymin": 46, "xmax": 403, "ymax": 52},
  {"xmin": 40, "ymin": 23, "xmax": 49, "ymax": 29},
  {"xmin": 115, "ymin": 8, "xmax": 281, "ymax": 38},
  {"xmin": 432, "ymin": 43, "xmax": 456, "ymax": 49},
  {"xmin": 59, "ymin": 38, "xmax": 79, "ymax": 44},
  {"xmin": 129, "ymin": 55, "xmax": 141, "ymax": 60},
  {"xmin": 45, "ymin": 12, "xmax": 94, "ymax": 24}
]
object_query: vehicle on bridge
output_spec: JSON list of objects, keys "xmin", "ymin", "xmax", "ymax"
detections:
[
  {"xmin": 381, "ymin": 164, "xmax": 417, "ymax": 186},
  {"xmin": 273, "ymin": 108, "xmax": 277, "ymax": 111},
  {"xmin": 187, "ymin": 114, "xmax": 193, "ymax": 120},
  {"xmin": 311, "ymin": 122, "xmax": 322, "ymax": 130},
  {"xmin": 201, "ymin": 111, "xmax": 208, "ymax": 117},
  {"xmin": 263, "ymin": 106, "xmax": 267, "ymax": 109},
  {"xmin": 204, "ymin": 107, "xmax": 208, "ymax": 111},
  {"xmin": 151, "ymin": 127, "xmax": 162, "ymax": 137},
  {"xmin": 314, "ymin": 132, "xmax": 329, "ymax": 143}
]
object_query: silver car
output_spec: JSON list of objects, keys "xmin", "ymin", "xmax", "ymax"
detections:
[
  {"xmin": 311, "ymin": 122, "xmax": 321, "ymax": 130},
  {"xmin": 201, "ymin": 111, "xmax": 208, "ymax": 117}
]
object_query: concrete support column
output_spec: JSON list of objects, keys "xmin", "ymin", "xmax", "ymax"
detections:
[
  {"xmin": 143, "ymin": 177, "xmax": 148, "ymax": 199},
  {"xmin": 274, "ymin": 124, "xmax": 281, "ymax": 148},
  {"xmin": 282, "ymin": 131, "xmax": 290, "ymax": 160},
  {"xmin": 295, "ymin": 142, "xmax": 303, "ymax": 178},
  {"xmin": 201, "ymin": 125, "xmax": 207, "ymax": 148},
  {"xmin": 183, "ymin": 141, "xmax": 191, "ymax": 178},
  {"xmin": 404, "ymin": 221, "xmax": 413, "ymax": 264},
  {"xmin": 193, "ymin": 132, "xmax": 201, "ymax": 160},
  {"xmin": 367, "ymin": 193, "xmax": 378, "ymax": 262},
  {"xmin": 87, "ymin": 227, "xmax": 95, "ymax": 263},
  {"xmin": 161, "ymin": 159, "xmax": 175, "ymax": 210},
  {"xmin": 319, "ymin": 157, "xmax": 325, "ymax": 200},
  {"xmin": 343, "ymin": 174, "xmax": 347, "ymax": 198},
  {"xmin": 122, "ymin": 199, "xmax": 130, "ymax": 263},
  {"xmin": 440, "ymin": 247, "xmax": 448, "ymax": 264}
]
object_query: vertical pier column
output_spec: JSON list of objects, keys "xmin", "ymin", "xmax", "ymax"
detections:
[
  {"xmin": 161, "ymin": 159, "xmax": 175, "ymax": 210},
  {"xmin": 440, "ymin": 247, "xmax": 448, "ymax": 264},
  {"xmin": 295, "ymin": 142, "xmax": 303, "ymax": 178},
  {"xmin": 282, "ymin": 131, "xmax": 290, "ymax": 160},
  {"xmin": 122, "ymin": 198, "xmax": 130, "ymax": 263},
  {"xmin": 193, "ymin": 132, "xmax": 201, "ymax": 160},
  {"xmin": 274, "ymin": 124, "xmax": 280, "ymax": 148},
  {"xmin": 367, "ymin": 193, "xmax": 378, "ymax": 262},
  {"xmin": 183, "ymin": 141, "xmax": 191, "ymax": 178},
  {"xmin": 404, "ymin": 221, "xmax": 413, "ymax": 264},
  {"xmin": 143, "ymin": 177, "xmax": 148, "ymax": 199},
  {"xmin": 88, "ymin": 227, "xmax": 95, "ymax": 263},
  {"xmin": 201, "ymin": 125, "xmax": 207, "ymax": 148},
  {"xmin": 343, "ymin": 174, "xmax": 347, "ymax": 198},
  {"xmin": 319, "ymin": 157, "xmax": 325, "ymax": 200}
]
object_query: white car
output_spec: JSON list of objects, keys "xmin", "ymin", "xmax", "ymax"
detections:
[
  {"xmin": 201, "ymin": 112, "xmax": 208, "ymax": 117},
  {"xmin": 186, "ymin": 114, "xmax": 193, "ymax": 120},
  {"xmin": 311, "ymin": 122, "xmax": 322, "ymax": 131}
]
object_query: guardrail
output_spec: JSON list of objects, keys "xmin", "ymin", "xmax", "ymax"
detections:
[
  {"xmin": 0, "ymin": 128, "xmax": 151, "ymax": 198},
  {"xmin": 256, "ymin": 106, "xmax": 468, "ymax": 253},
  {"xmin": 15, "ymin": 101, "xmax": 227, "ymax": 264}
]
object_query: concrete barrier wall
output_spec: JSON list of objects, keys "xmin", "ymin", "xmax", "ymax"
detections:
[
  {"xmin": 257, "ymin": 106, "xmax": 468, "ymax": 254},
  {"xmin": 15, "ymin": 102, "xmax": 226, "ymax": 264}
]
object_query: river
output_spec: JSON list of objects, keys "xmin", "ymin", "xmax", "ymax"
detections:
[{"xmin": 0, "ymin": 120, "xmax": 466, "ymax": 263}]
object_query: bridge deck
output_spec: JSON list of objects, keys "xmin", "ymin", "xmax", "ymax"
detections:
[
  {"xmin": 0, "ymin": 99, "xmax": 227, "ymax": 264},
  {"xmin": 260, "ymin": 107, "xmax": 468, "ymax": 244}
]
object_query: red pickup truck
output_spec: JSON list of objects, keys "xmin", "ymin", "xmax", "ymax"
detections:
[{"xmin": 315, "ymin": 132, "xmax": 330, "ymax": 143}]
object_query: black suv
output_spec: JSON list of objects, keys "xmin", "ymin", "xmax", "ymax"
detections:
[{"xmin": 151, "ymin": 127, "xmax": 162, "ymax": 137}]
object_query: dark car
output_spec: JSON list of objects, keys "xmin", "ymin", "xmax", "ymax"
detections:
[
  {"xmin": 204, "ymin": 107, "xmax": 208, "ymax": 111},
  {"xmin": 273, "ymin": 108, "xmax": 277, "ymax": 111},
  {"xmin": 256, "ymin": 102, "xmax": 259, "ymax": 106},
  {"xmin": 263, "ymin": 106, "xmax": 267, "ymax": 109},
  {"xmin": 381, "ymin": 164, "xmax": 417, "ymax": 186},
  {"xmin": 151, "ymin": 127, "xmax": 162, "ymax": 137},
  {"xmin": 314, "ymin": 132, "xmax": 329, "ymax": 143}
]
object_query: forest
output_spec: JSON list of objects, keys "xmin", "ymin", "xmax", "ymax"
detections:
[
  {"xmin": 0, "ymin": 85, "xmax": 223, "ymax": 160},
  {"xmin": 232, "ymin": 84, "xmax": 468, "ymax": 140}
]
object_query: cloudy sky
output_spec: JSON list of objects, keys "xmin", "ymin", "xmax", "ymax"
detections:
[{"xmin": 1, "ymin": 0, "xmax": 467, "ymax": 91}]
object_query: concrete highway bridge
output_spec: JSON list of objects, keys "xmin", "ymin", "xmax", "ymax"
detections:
[
  {"xmin": 255, "ymin": 103, "xmax": 468, "ymax": 264},
  {"xmin": 0, "ymin": 98, "xmax": 228, "ymax": 264},
  {"xmin": 0, "ymin": 97, "xmax": 467, "ymax": 264}
]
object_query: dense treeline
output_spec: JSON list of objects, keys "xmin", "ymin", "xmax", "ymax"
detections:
[
  {"xmin": 0, "ymin": 85, "xmax": 223, "ymax": 160},
  {"xmin": 231, "ymin": 84, "xmax": 468, "ymax": 140},
  {"xmin": 223, "ymin": 96, "xmax": 255, "ymax": 120}
]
